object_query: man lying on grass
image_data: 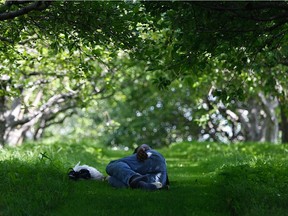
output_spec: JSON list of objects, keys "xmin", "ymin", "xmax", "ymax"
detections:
[{"xmin": 106, "ymin": 144, "xmax": 169, "ymax": 191}]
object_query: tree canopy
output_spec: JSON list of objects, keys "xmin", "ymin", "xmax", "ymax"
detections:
[{"xmin": 1, "ymin": 1, "xmax": 288, "ymax": 147}]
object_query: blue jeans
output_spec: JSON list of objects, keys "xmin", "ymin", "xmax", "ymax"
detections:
[{"xmin": 106, "ymin": 150, "xmax": 168, "ymax": 188}]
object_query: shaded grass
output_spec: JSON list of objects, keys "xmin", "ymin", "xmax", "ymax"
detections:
[{"xmin": 0, "ymin": 141, "xmax": 288, "ymax": 216}]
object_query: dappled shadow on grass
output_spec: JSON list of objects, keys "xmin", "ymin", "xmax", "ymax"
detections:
[
  {"xmin": 0, "ymin": 142, "xmax": 111, "ymax": 216},
  {"xmin": 54, "ymin": 178, "xmax": 228, "ymax": 216},
  {"xmin": 215, "ymin": 163, "xmax": 288, "ymax": 216},
  {"xmin": 163, "ymin": 142, "xmax": 288, "ymax": 216},
  {"xmin": 1, "ymin": 141, "xmax": 288, "ymax": 216},
  {"xmin": 0, "ymin": 156, "xmax": 228, "ymax": 216},
  {"xmin": 166, "ymin": 166, "xmax": 229, "ymax": 216},
  {"xmin": 0, "ymin": 158, "xmax": 70, "ymax": 216}
]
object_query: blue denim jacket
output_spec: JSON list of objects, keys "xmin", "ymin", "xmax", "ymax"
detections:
[{"xmin": 106, "ymin": 150, "xmax": 168, "ymax": 188}]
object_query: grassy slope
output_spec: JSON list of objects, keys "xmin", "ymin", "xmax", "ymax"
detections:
[{"xmin": 0, "ymin": 141, "xmax": 287, "ymax": 216}]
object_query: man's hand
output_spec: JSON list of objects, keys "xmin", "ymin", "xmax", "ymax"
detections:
[
  {"xmin": 136, "ymin": 144, "xmax": 151, "ymax": 161},
  {"xmin": 137, "ymin": 147, "xmax": 148, "ymax": 161}
]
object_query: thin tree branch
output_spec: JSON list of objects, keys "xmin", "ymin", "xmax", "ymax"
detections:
[
  {"xmin": 0, "ymin": 36, "xmax": 13, "ymax": 43},
  {"xmin": 194, "ymin": 2, "xmax": 288, "ymax": 12},
  {"xmin": 8, "ymin": 91, "xmax": 78, "ymax": 128},
  {"xmin": 0, "ymin": 1, "xmax": 51, "ymax": 21}
]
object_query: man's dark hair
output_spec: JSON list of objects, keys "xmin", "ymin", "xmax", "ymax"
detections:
[{"xmin": 133, "ymin": 144, "xmax": 151, "ymax": 154}]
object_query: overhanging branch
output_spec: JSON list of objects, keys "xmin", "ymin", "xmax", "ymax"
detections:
[
  {"xmin": 8, "ymin": 91, "xmax": 78, "ymax": 128},
  {"xmin": 0, "ymin": 1, "xmax": 51, "ymax": 21},
  {"xmin": 0, "ymin": 36, "xmax": 13, "ymax": 43}
]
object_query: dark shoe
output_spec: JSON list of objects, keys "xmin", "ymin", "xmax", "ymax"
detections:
[
  {"xmin": 129, "ymin": 175, "xmax": 148, "ymax": 188},
  {"xmin": 68, "ymin": 169, "xmax": 91, "ymax": 180}
]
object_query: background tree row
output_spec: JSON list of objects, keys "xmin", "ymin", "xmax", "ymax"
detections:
[{"xmin": 1, "ymin": 1, "xmax": 288, "ymax": 147}]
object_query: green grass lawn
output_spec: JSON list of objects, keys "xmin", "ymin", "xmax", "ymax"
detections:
[{"xmin": 0, "ymin": 141, "xmax": 288, "ymax": 216}]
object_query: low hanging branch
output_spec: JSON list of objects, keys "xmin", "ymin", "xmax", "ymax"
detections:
[
  {"xmin": 0, "ymin": 1, "xmax": 51, "ymax": 21},
  {"xmin": 8, "ymin": 91, "xmax": 78, "ymax": 129}
]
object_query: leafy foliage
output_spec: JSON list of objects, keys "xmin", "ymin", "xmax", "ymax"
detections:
[{"xmin": 1, "ymin": 1, "xmax": 288, "ymax": 145}]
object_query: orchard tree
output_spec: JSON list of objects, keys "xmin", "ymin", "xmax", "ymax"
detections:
[
  {"xmin": 0, "ymin": 37, "xmax": 123, "ymax": 146},
  {"xmin": 0, "ymin": 1, "xmax": 146, "ymax": 146},
  {"xmin": 137, "ymin": 1, "xmax": 288, "ymax": 143}
]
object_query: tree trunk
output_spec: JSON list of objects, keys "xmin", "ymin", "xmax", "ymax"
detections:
[
  {"xmin": 237, "ymin": 98, "xmax": 263, "ymax": 142},
  {"xmin": 258, "ymin": 93, "xmax": 279, "ymax": 143},
  {"xmin": 0, "ymin": 94, "xmax": 6, "ymax": 147},
  {"xmin": 0, "ymin": 78, "xmax": 8, "ymax": 147},
  {"xmin": 280, "ymin": 103, "xmax": 288, "ymax": 144},
  {"xmin": 237, "ymin": 93, "xmax": 279, "ymax": 143}
]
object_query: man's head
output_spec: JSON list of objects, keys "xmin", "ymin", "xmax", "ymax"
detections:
[
  {"xmin": 133, "ymin": 144, "xmax": 152, "ymax": 161},
  {"xmin": 133, "ymin": 144, "xmax": 151, "ymax": 154}
]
